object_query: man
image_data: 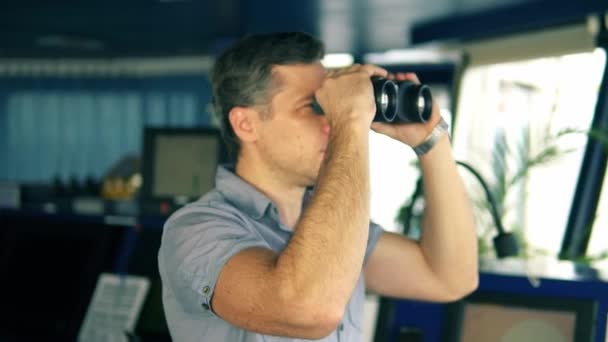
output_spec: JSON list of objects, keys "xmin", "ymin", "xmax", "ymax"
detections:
[{"xmin": 158, "ymin": 32, "xmax": 478, "ymax": 341}]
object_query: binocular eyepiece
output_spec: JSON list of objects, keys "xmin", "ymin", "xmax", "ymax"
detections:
[{"xmin": 312, "ymin": 76, "xmax": 433, "ymax": 124}]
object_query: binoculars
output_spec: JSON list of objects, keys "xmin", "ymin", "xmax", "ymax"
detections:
[{"xmin": 312, "ymin": 77, "xmax": 433, "ymax": 124}]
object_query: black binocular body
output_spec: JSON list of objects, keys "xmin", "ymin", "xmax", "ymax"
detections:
[{"xmin": 312, "ymin": 77, "xmax": 433, "ymax": 124}]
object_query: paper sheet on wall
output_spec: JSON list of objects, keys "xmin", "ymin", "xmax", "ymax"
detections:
[{"xmin": 78, "ymin": 273, "xmax": 150, "ymax": 342}]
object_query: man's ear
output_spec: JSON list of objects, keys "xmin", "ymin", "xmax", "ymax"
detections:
[{"xmin": 228, "ymin": 106, "xmax": 259, "ymax": 143}]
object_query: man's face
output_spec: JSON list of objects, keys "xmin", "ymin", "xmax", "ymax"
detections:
[{"xmin": 254, "ymin": 61, "xmax": 330, "ymax": 187}]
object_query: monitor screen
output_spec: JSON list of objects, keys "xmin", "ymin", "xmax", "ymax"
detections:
[
  {"xmin": 443, "ymin": 292, "xmax": 597, "ymax": 342},
  {"xmin": 461, "ymin": 302, "xmax": 576, "ymax": 342},
  {"xmin": 153, "ymin": 134, "xmax": 218, "ymax": 197},
  {"xmin": 141, "ymin": 128, "xmax": 223, "ymax": 201}
]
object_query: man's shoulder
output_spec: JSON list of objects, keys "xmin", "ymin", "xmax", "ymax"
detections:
[{"xmin": 164, "ymin": 188, "xmax": 245, "ymax": 230}]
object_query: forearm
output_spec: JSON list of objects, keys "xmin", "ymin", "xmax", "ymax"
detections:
[
  {"xmin": 419, "ymin": 135, "xmax": 478, "ymax": 294},
  {"xmin": 276, "ymin": 124, "xmax": 370, "ymax": 312}
]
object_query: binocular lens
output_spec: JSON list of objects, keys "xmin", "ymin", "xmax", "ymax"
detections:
[
  {"xmin": 418, "ymin": 97, "xmax": 425, "ymax": 115},
  {"xmin": 380, "ymin": 93, "xmax": 389, "ymax": 113},
  {"xmin": 415, "ymin": 85, "xmax": 433, "ymax": 123},
  {"xmin": 372, "ymin": 77, "xmax": 432, "ymax": 124},
  {"xmin": 375, "ymin": 80, "xmax": 398, "ymax": 122}
]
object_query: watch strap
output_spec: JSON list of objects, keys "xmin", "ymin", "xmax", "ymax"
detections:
[{"xmin": 412, "ymin": 116, "xmax": 449, "ymax": 156}]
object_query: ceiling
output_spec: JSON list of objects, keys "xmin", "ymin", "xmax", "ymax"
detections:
[
  {"xmin": 0, "ymin": 0, "xmax": 597, "ymax": 59},
  {"xmin": 0, "ymin": 0, "xmax": 241, "ymax": 58}
]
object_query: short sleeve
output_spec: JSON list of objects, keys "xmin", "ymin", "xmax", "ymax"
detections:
[
  {"xmin": 364, "ymin": 221, "xmax": 384, "ymax": 264},
  {"xmin": 159, "ymin": 206, "xmax": 267, "ymax": 317}
]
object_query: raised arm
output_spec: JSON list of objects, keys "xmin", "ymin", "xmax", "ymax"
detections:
[
  {"xmin": 210, "ymin": 64, "xmax": 387, "ymax": 339},
  {"xmin": 364, "ymin": 73, "xmax": 478, "ymax": 302}
]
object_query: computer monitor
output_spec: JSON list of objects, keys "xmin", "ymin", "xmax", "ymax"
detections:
[
  {"xmin": 442, "ymin": 291, "xmax": 597, "ymax": 342},
  {"xmin": 141, "ymin": 127, "xmax": 225, "ymax": 203}
]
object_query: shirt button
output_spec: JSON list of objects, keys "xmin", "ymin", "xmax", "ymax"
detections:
[
  {"xmin": 202, "ymin": 303, "xmax": 210, "ymax": 310},
  {"xmin": 202, "ymin": 286, "xmax": 210, "ymax": 295},
  {"xmin": 339, "ymin": 323, "xmax": 344, "ymax": 331}
]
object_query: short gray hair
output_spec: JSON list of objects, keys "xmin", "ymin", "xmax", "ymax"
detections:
[{"xmin": 210, "ymin": 32, "xmax": 324, "ymax": 160}]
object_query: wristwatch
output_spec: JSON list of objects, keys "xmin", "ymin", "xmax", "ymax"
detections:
[{"xmin": 412, "ymin": 116, "xmax": 450, "ymax": 156}]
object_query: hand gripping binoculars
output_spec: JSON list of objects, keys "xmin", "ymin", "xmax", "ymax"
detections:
[{"xmin": 312, "ymin": 76, "xmax": 433, "ymax": 124}]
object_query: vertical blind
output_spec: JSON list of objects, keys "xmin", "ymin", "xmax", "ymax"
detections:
[{"xmin": 0, "ymin": 59, "xmax": 215, "ymax": 183}]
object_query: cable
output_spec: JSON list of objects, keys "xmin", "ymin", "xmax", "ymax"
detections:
[
  {"xmin": 456, "ymin": 161, "xmax": 519, "ymax": 258},
  {"xmin": 455, "ymin": 161, "xmax": 505, "ymax": 234},
  {"xmin": 401, "ymin": 160, "xmax": 519, "ymax": 258}
]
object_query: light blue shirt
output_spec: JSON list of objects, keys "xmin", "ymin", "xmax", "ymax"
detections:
[{"xmin": 158, "ymin": 165, "xmax": 384, "ymax": 341}]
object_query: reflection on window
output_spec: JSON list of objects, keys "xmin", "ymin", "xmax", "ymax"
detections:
[
  {"xmin": 452, "ymin": 49, "xmax": 606, "ymax": 257},
  {"xmin": 369, "ymin": 85, "xmax": 452, "ymax": 233}
]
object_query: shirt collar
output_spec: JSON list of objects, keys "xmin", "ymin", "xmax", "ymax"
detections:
[
  {"xmin": 214, "ymin": 164, "xmax": 315, "ymax": 222},
  {"xmin": 215, "ymin": 164, "xmax": 272, "ymax": 219}
]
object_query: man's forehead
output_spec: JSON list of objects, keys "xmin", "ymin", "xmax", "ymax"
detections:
[
  {"xmin": 274, "ymin": 61, "xmax": 324, "ymax": 75},
  {"xmin": 272, "ymin": 62, "xmax": 325, "ymax": 92}
]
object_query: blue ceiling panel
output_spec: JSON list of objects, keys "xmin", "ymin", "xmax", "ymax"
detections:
[{"xmin": 411, "ymin": 0, "xmax": 608, "ymax": 45}]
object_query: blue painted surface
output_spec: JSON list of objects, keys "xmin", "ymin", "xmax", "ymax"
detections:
[
  {"xmin": 411, "ymin": 0, "xmax": 608, "ymax": 45},
  {"xmin": 561, "ymin": 45, "xmax": 608, "ymax": 258},
  {"xmin": 0, "ymin": 76, "xmax": 214, "ymax": 183},
  {"xmin": 383, "ymin": 260, "xmax": 608, "ymax": 342}
]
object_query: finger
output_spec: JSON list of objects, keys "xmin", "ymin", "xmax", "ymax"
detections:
[
  {"xmin": 326, "ymin": 68, "xmax": 345, "ymax": 78},
  {"xmin": 403, "ymin": 72, "xmax": 420, "ymax": 84},
  {"xmin": 371, "ymin": 122, "xmax": 393, "ymax": 134},
  {"xmin": 395, "ymin": 73, "xmax": 408, "ymax": 81},
  {"xmin": 359, "ymin": 64, "xmax": 388, "ymax": 78},
  {"xmin": 327, "ymin": 63, "xmax": 362, "ymax": 78}
]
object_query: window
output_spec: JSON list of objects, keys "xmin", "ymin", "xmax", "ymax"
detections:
[{"xmin": 452, "ymin": 48, "xmax": 606, "ymax": 256}]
